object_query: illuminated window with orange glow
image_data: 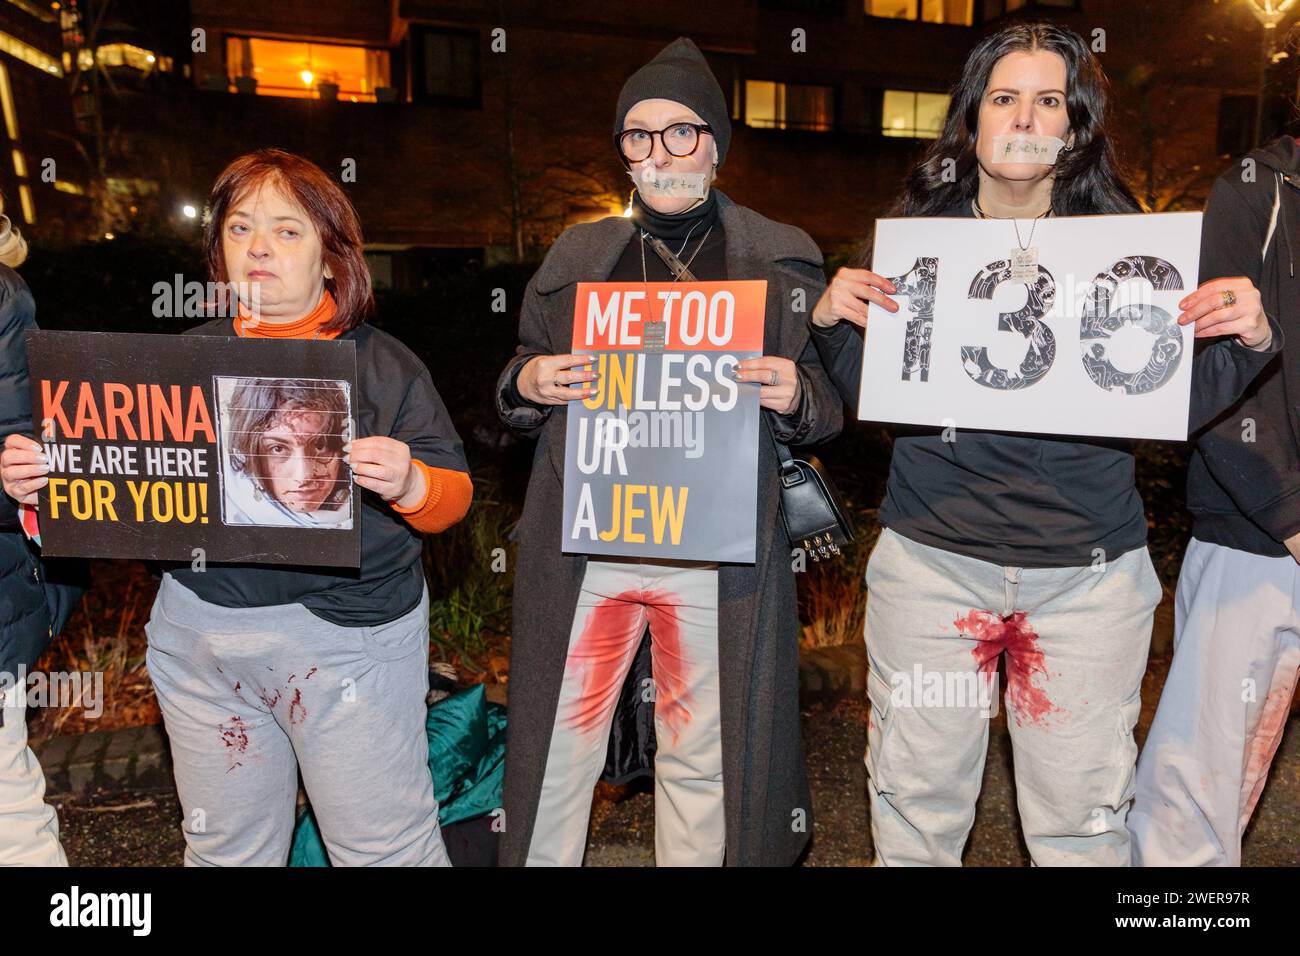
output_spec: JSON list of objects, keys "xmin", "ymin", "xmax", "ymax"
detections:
[
  {"xmin": 866, "ymin": 0, "xmax": 974, "ymax": 24},
  {"xmin": 226, "ymin": 36, "xmax": 391, "ymax": 102},
  {"xmin": 744, "ymin": 80, "xmax": 834, "ymax": 132},
  {"xmin": 882, "ymin": 90, "xmax": 950, "ymax": 138}
]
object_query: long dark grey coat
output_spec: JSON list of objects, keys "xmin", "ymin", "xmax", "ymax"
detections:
[{"xmin": 495, "ymin": 191, "xmax": 843, "ymax": 865}]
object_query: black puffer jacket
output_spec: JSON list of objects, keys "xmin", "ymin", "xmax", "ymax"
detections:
[{"xmin": 0, "ymin": 263, "xmax": 86, "ymax": 718}]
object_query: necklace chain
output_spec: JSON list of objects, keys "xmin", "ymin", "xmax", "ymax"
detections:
[
  {"xmin": 972, "ymin": 197, "xmax": 1051, "ymax": 250},
  {"xmin": 639, "ymin": 224, "xmax": 714, "ymax": 283}
]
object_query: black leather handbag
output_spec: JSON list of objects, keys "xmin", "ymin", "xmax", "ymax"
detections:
[{"xmin": 766, "ymin": 414, "xmax": 854, "ymax": 562}]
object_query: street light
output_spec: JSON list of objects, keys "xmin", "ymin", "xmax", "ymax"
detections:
[{"xmin": 1244, "ymin": 0, "xmax": 1299, "ymax": 145}]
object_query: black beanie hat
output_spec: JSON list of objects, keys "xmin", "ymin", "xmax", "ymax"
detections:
[{"xmin": 614, "ymin": 37, "xmax": 731, "ymax": 168}]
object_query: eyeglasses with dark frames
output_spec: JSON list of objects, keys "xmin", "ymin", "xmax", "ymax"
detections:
[{"xmin": 615, "ymin": 122, "xmax": 714, "ymax": 165}]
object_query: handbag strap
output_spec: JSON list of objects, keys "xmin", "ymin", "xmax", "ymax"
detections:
[
  {"xmin": 645, "ymin": 231, "xmax": 800, "ymax": 481},
  {"xmin": 762, "ymin": 410, "xmax": 808, "ymax": 492}
]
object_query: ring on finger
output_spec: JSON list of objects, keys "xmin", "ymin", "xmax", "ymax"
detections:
[
  {"xmin": 1220, "ymin": 290, "xmax": 1237, "ymax": 309},
  {"xmin": 769, "ymin": 369, "xmax": 780, "ymax": 386}
]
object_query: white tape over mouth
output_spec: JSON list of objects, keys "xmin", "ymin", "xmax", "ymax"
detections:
[
  {"xmin": 991, "ymin": 134, "xmax": 1068, "ymax": 165},
  {"xmin": 630, "ymin": 163, "xmax": 709, "ymax": 199}
]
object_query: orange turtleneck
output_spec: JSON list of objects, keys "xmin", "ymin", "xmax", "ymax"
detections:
[
  {"xmin": 233, "ymin": 288, "xmax": 342, "ymax": 339},
  {"xmin": 234, "ymin": 289, "xmax": 472, "ymax": 534}
]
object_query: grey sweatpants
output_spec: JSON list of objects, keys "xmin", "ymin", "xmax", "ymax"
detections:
[
  {"xmin": 864, "ymin": 528, "xmax": 1161, "ymax": 866},
  {"xmin": 1130, "ymin": 537, "xmax": 1300, "ymax": 866},
  {"xmin": 145, "ymin": 572, "xmax": 449, "ymax": 866}
]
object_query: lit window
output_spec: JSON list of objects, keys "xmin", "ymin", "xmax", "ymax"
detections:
[
  {"xmin": 744, "ymin": 80, "xmax": 834, "ymax": 132},
  {"xmin": 96, "ymin": 43, "xmax": 168, "ymax": 73},
  {"xmin": 0, "ymin": 64, "xmax": 16, "ymax": 142},
  {"xmin": 8, "ymin": 0, "xmax": 58, "ymax": 24},
  {"xmin": 106, "ymin": 177, "xmax": 159, "ymax": 198},
  {"xmin": 225, "ymin": 36, "xmax": 391, "ymax": 101},
  {"xmin": 867, "ymin": 0, "xmax": 914, "ymax": 16},
  {"xmin": 985, "ymin": 0, "xmax": 1077, "ymax": 15},
  {"xmin": 0, "ymin": 30, "xmax": 63, "ymax": 76},
  {"xmin": 866, "ymin": 0, "xmax": 974, "ymax": 24},
  {"xmin": 0, "ymin": 63, "xmax": 32, "ymax": 222},
  {"xmin": 17, "ymin": 183, "xmax": 33, "ymax": 224},
  {"xmin": 882, "ymin": 90, "xmax": 951, "ymax": 138}
]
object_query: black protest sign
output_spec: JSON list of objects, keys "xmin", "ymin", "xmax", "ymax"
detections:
[{"xmin": 25, "ymin": 330, "xmax": 360, "ymax": 567}]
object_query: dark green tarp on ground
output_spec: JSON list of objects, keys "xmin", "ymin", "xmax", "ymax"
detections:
[{"xmin": 290, "ymin": 683, "xmax": 506, "ymax": 866}]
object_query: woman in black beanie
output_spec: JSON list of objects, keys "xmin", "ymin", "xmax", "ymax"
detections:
[{"xmin": 496, "ymin": 37, "xmax": 843, "ymax": 866}]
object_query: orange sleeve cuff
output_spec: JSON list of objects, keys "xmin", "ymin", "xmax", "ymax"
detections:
[{"xmin": 391, "ymin": 460, "xmax": 473, "ymax": 534}]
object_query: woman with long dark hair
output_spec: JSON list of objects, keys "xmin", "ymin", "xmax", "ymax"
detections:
[{"xmin": 810, "ymin": 22, "xmax": 1278, "ymax": 865}]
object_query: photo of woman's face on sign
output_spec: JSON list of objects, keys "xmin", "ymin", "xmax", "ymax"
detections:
[{"xmin": 214, "ymin": 376, "xmax": 353, "ymax": 529}]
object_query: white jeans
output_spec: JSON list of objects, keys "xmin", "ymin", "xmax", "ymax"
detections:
[
  {"xmin": 864, "ymin": 528, "xmax": 1161, "ymax": 866},
  {"xmin": 526, "ymin": 558, "xmax": 723, "ymax": 866},
  {"xmin": 1130, "ymin": 537, "xmax": 1300, "ymax": 866},
  {"xmin": 0, "ymin": 688, "xmax": 67, "ymax": 866}
]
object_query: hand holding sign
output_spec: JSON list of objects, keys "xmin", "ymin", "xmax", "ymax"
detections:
[
  {"xmin": 734, "ymin": 356, "xmax": 802, "ymax": 414},
  {"xmin": 856, "ymin": 213, "xmax": 1224, "ymax": 440},
  {"xmin": 1177, "ymin": 276, "xmax": 1271, "ymax": 349},
  {"xmin": 0, "ymin": 432, "xmax": 47, "ymax": 505},
  {"xmin": 344, "ymin": 435, "xmax": 424, "ymax": 507},
  {"xmin": 518, "ymin": 353, "xmax": 599, "ymax": 404},
  {"xmin": 562, "ymin": 280, "xmax": 766, "ymax": 562},
  {"xmin": 25, "ymin": 331, "xmax": 361, "ymax": 566},
  {"xmin": 811, "ymin": 267, "xmax": 899, "ymax": 330}
]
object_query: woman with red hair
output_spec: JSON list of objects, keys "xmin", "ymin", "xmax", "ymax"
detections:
[{"xmin": 5, "ymin": 149, "xmax": 473, "ymax": 865}]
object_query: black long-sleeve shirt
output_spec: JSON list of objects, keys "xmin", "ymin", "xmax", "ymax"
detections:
[{"xmin": 165, "ymin": 319, "xmax": 469, "ymax": 625}]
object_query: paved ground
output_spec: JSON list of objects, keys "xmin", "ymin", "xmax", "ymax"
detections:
[{"xmin": 53, "ymin": 658, "xmax": 1300, "ymax": 867}]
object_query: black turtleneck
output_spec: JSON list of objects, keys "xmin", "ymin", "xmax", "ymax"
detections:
[
  {"xmin": 631, "ymin": 188, "xmax": 717, "ymax": 239},
  {"xmin": 506, "ymin": 187, "xmax": 728, "ymax": 409},
  {"xmin": 614, "ymin": 188, "xmax": 726, "ymax": 282}
]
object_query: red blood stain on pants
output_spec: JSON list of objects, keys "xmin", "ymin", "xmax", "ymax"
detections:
[
  {"xmin": 1240, "ymin": 668, "xmax": 1300, "ymax": 826},
  {"xmin": 219, "ymin": 716, "xmax": 250, "ymax": 754},
  {"xmin": 565, "ymin": 589, "xmax": 694, "ymax": 745},
  {"xmin": 644, "ymin": 596, "xmax": 693, "ymax": 745},
  {"xmin": 955, "ymin": 609, "xmax": 1061, "ymax": 727}
]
